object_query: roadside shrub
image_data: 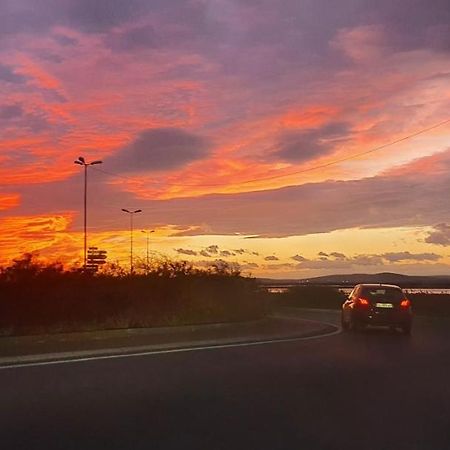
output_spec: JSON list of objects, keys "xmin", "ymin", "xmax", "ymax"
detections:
[
  {"xmin": 0, "ymin": 254, "xmax": 266, "ymax": 336},
  {"xmin": 275, "ymin": 285, "xmax": 346, "ymax": 310}
]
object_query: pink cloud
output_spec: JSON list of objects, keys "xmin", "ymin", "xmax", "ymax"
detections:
[{"xmin": 330, "ymin": 25, "xmax": 387, "ymax": 63}]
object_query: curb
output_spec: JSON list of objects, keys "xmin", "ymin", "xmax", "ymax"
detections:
[
  {"xmin": 0, "ymin": 318, "xmax": 339, "ymax": 369},
  {"xmin": 1, "ymin": 318, "xmax": 266, "ymax": 341}
]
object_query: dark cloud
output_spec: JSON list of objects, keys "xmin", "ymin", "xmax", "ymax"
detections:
[
  {"xmin": 108, "ymin": 128, "xmax": 211, "ymax": 173},
  {"xmin": 264, "ymin": 255, "xmax": 279, "ymax": 261},
  {"xmin": 0, "ymin": 64, "xmax": 27, "ymax": 84},
  {"xmin": 351, "ymin": 255, "xmax": 384, "ymax": 266},
  {"xmin": 0, "ymin": 2, "xmax": 50, "ymax": 38},
  {"xmin": 425, "ymin": 223, "xmax": 450, "ymax": 246},
  {"xmin": 291, "ymin": 254, "xmax": 307, "ymax": 262},
  {"xmin": 195, "ymin": 246, "xmax": 225, "ymax": 258},
  {"xmin": 0, "ymin": 104, "xmax": 23, "ymax": 120},
  {"xmin": 382, "ymin": 251, "xmax": 441, "ymax": 262},
  {"xmin": 370, "ymin": 1, "xmax": 450, "ymax": 53},
  {"xmin": 1, "ymin": 0, "xmax": 449, "ymax": 59},
  {"xmin": 104, "ymin": 24, "xmax": 160, "ymax": 52},
  {"xmin": 65, "ymin": 0, "xmax": 146, "ymax": 33},
  {"xmin": 37, "ymin": 51, "xmax": 64, "ymax": 64},
  {"xmin": 265, "ymin": 263, "xmax": 295, "ymax": 270},
  {"xmin": 281, "ymin": 254, "xmax": 374, "ymax": 270},
  {"xmin": 273, "ymin": 122, "xmax": 350, "ymax": 163},
  {"xmin": 330, "ymin": 252, "xmax": 347, "ymax": 260},
  {"xmin": 23, "ymin": 113, "xmax": 51, "ymax": 133},
  {"xmin": 53, "ymin": 34, "xmax": 78, "ymax": 46},
  {"xmin": 0, "ymin": 0, "xmax": 154, "ymax": 41},
  {"xmin": 174, "ymin": 248, "xmax": 197, "ymax": 256},
  {"xmin": 294, "ymin": 252, "xmax": 442, "ymax": 269},
  {"xmin": 240, "ymin": 262, "xmax": 259, "ymax": 270},
  {"xmin": 318, "ymin": 251, "xmax": 329, "ymax": 257},
  {"xmin": 294, "ymin": 259, "xmax": 354, "ymax": 270},
  {"xmin": 0, "ymin": 103, "xmax": 51, "ymax": 133}
]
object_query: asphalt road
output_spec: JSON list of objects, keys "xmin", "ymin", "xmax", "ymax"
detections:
[{"xmin": 1, "ymin": 310, "xmax": 450, "ymax": 450}]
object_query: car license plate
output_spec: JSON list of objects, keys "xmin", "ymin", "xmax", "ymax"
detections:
[{"xmin": 376, "ymin": 303, "xmax": 393, "ymax": 308}]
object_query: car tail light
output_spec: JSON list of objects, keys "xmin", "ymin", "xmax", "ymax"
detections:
[
  {"xmin": 400, "ymin": 299, "xmax": 411, "ymax": 308},
  {"xmin": 356, "ymin": 297, "xmax": 370, "ymax": 307}
]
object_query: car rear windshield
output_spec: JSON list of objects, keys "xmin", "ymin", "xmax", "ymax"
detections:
[{"xmin": 361, "ymin": 287, "xmax": 405, "ymax": 302}]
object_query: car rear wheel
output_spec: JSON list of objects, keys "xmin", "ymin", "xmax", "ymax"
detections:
[{"xmin": 341, "ymin": 315, "xmax": 350, "ymax": 331}]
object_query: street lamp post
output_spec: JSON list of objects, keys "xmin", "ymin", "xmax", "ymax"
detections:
[
  {"xmin": 74, "ymin": 156, "xmax": 102, "ymax": 270},
  {"xmin": 141, "ymin": 229, "xmax": 155, "ymax": 271},
  {"xmin": 122, "ymin": 209, "xmax": 142, "ymax": 274}
]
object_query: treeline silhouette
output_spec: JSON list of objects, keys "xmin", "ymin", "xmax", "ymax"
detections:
[{"xmin": 0, "ymin": 254, "xmax": 266, "ymax": 336}]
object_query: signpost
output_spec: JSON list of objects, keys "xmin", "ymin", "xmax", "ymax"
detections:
[{"xmin": 86, "ymin": 247, "xmax": 107, "ymax": 273}]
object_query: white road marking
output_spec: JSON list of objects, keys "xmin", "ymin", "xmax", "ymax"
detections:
[{"xmin": 0, "ymin": 317, "xmax": 341, "ymax": 370}]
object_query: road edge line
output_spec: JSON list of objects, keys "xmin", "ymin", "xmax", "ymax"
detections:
[{"xmin": 0, "ymin": 322, "xmax": 340, "ymax": 370}]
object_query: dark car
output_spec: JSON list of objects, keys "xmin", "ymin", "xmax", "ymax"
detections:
[{"xmin": 341, "ymin": 284, "xmax": 412, "ymax": 334}]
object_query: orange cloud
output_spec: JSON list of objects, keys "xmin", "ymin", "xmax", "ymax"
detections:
[
  {"xmin": 0, "ymin": 213, "xmax": 76, "ymax": 265},
  {"xmin": 0, "ymin": 193, "xmax": 20, "ymax": 210},
  {"xmin": 18, "ymin": 58, "xmax": 62, "ymax": 91},
  {"xmin": 280, "ymin": 105, "xmax": 341, "ymax": 128},
  {"xmin": 384, "ymin": 148, "xmax": 450, "ymax": 177},
  {"xmin": 0, "ymin": 211, "xmax": 189, "ymax": 267}
]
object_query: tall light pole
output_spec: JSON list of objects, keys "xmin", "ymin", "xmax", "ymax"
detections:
[
  {"xmin": 141, "ymin": 229, "xmax": 155, "ymax": 270},
  {"xmin": 122, "ymin": 209, "xmax": 142, "ymax": 274},
  {"xmin": 74, "ymin": 156, "xmax": 102, "ymax": 270}
]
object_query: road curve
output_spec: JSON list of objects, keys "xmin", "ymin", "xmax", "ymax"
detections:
[{"xmin": 1, "ymin": 310, "xmax": 450, "ymax": 450}]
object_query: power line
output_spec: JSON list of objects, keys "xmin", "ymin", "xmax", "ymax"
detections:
[
  {"xmin": 91, "ymin": 166, "xmax": 138, "ymax": 183},
  {"xmin": 91, "ymin": 118, "xmax": 450, "ymax": 189}
]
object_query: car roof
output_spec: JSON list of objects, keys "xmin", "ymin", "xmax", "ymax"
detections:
[{"xmin": 357, "ymin": 284, "xmax": 402, "ymax": 289}]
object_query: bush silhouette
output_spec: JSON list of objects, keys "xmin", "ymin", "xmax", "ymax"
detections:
[{"xmin": 0, "ymin": 254, "xmax": 265, "ymax": 336}]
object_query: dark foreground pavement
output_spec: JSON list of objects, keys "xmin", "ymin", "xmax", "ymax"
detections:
[{"xmin": 1, "ymin": 310, "xmax": 450, "ymax": 450}]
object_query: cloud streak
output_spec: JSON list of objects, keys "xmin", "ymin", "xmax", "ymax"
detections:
[
  {"xmin": 273, "ymin": 122, "xmax": 351, "ymax": 163},
  {"xmin": 425, "ymin": 223, "xmax": 450, "ymax": 246}
]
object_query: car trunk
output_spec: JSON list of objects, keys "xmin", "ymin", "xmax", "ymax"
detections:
[{"xmin": 361, "ymin": 287, "xmax": 406, "ymax": 310}]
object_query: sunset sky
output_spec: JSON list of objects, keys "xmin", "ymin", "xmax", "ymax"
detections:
[{"xmin": 1, "ymin": 0, "xmax": 449, "ymax": 278}]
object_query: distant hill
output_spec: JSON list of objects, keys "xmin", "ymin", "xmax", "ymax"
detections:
[{"xmin": 258, "ymin": 272, "xmax": 450, "ymax": 288}]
